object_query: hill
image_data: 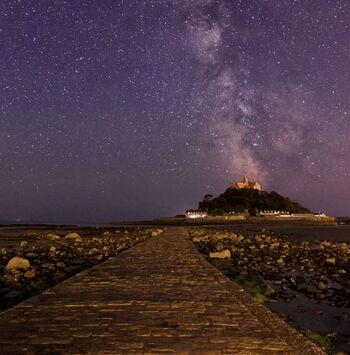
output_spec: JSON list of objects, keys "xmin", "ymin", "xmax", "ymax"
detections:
[{"xmin": 198, "ymin": 188, "xmax": 311, "ymax": 215}]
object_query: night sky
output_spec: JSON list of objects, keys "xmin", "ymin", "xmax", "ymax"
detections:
[{"xmin": 1, "ymin": 0, "xmax": 350, "ymax": 223}]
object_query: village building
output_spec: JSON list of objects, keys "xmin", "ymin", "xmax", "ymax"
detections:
[{"xmin": 185, "ymin": 209, "xmax": 208, "ymax": 219}]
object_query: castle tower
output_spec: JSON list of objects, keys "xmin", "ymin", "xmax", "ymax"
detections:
[{"xmin": 231, "ymin": 176, "xmax": 262, "ymax": 191}]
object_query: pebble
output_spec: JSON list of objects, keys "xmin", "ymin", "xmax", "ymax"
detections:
[
  {"xmin": 318, "ymin": 281, "xmax": 327, "ymax": 290},
  {"xmin": 20, "ymin": 241, "xmax": 28, "ymax": 248},
  {"xmin": 56, "ymin": 262, "xmax": 66, "ymax": 269},
  {"xmin": 48, "ymin": 234, "xmax": 61, "ymax": 241},
  {"xmin": 24, "ymin": 269, "xmax": 36, "ymax": 279}
]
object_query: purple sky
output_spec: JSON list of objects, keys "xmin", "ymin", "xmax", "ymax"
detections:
[{"xmin": 1, "ymin": 0, "xmax": 350, "ymax": 223}]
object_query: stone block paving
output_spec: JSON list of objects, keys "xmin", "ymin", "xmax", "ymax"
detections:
[{"xmin": 0, "ymin": 228, "xmax": 324, "ymax": 354}]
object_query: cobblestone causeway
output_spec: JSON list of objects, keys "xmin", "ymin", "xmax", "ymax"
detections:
[{"xmin": 0, "ymin": 228, "xmax": 325, "ymax": 354}]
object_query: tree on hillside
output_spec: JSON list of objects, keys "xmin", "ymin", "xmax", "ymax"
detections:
[
  {"xmin": 199, "ymin": 187, "xmax": 310, "ymax": 215},
  {"xmin": 203, "ymin": 194, "xmax": 213, "ymax": 202}
]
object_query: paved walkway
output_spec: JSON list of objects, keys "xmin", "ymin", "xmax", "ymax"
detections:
[{"xmin": 0, "ymin": 228, "xmax": 324, "ymax": 354}]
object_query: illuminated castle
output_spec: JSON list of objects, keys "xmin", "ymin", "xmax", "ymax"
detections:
[{"xmin": 231, "ymin": 176, "xmax": 262, "ymax": 191}]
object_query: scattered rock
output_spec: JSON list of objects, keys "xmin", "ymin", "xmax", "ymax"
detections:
[
  {"xmin": 24, "ymin": 269, "xmax": 36, "ymax": 279},
  {"xmin": 151, "ymin": 229, "xmax": 162, "ymax": 237},
  {"xmin": 48, "ymin": 234, "xmax": 61, "ymax": 241},
  {"xmin": 189, "ymin": 228, "xmax": 350, "ymax": 306},
  {"xmin": 336, "ymin": 269, "xmax": 346, "ymax": 274},
  {"xmin": 19, "ymin": 241, "xmax": 28, "ymax": 248},
  {"xmin": 56, "ymin": 262, "xmax": 66, "ymax": 269},
  {"xmin": 277, "ymin": 258, "xmax": 285, "ymax": 266},
  {"xmin": 318, "ymin": 281, "xmax": 327, "ymax": 290},
  {"xmin": 215, "ymin": 243, "xmax": 224, "ymax": 252}
]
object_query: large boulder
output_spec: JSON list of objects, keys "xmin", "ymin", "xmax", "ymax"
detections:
[
  {"xmin": 64, "ymin": 232, "xmax": 82, "ymax": 241},
  {"xmin": 209, "ymin": 249, "xmax": 231, "ymax": 259},
  {"xmin": 5, "ymin": 256, "xmax": 30, "ymax": 271}
]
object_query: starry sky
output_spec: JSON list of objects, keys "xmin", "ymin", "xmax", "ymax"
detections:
[{"xmin": 1, "ymin": 0, "xmax": 350, "ymax": 223}]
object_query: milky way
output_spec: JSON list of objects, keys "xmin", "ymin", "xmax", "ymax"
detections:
[{"xmin": 1, "ymin": 0, "xmax": 350, "ymax": 223}]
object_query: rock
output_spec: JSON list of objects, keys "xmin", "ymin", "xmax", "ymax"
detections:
[
  {"xmin": 255, "ymin": 235, "xmax": 262, "ymax": 242},
  {"xmin": 237, "ymin": 235, "xmax": 245, "ymax": 242},
  {"xmin": 49, "ymin": 246, "xmax": 57, "ymax": 253},
  {"xmin": 318, "ymin": 281, "xmax": 328, "ymax": 290},
  {"xmin": 336, "ymin": 269, "xmax": 346, "ymax": 274},
  {"xmin": 230, "ymin": 246, "xmax": 238, "ymax": 253},
  {"xmin": 214, "ymin": 234, "xmax": 228, "ymax": 241},
  {"xmin": 19, "ymin": 241, "xmax": 28, "ymax": 248},
  {"xmin": 48, "ymin": 234, "xmax": 61, "ymax": 241},
  {"xmin": 320, "ymin": 241, "xmax": 331, "ymax": 249},
  {"xmin": 88, "ymin": 248, "xmax": 98, "ymax": 255},
  {"xmin": 65, "ymin": 232, "xmax": 82, "ymax": 241},
  {"xmin": 193, "ymin": 236, "xmax": 207, "ymax": 243},
  {"xmin": 270, "ymin": 242, "xmax": 280, "ymax": 249},
  {"xmin": 338, "ymin": 243, "xmax": 348, "ymax": 250},
  {"xmin": 215, "ymin": 243, "xmax": 224, "ymax": 252},
  {"xmin": 41, "ymin": 263, "xmax": 55, "ymax": 271},
  {"xmin": 277, "ymin": 258, "xmax": 285, "ymax": 266},
  {"xmin": 56, "ymin": 261, "xmax": 66, "ymax": 269},
  {"xmin": 5, "ymin": 257, "xmax": 30, "ymax": 271},
  {"xmin": 151, "ymin": 229, "xmax": 162, "ymax": 237},
  {"xmin": 5, "ymin": 270, "xmax": 23, "ymax": 282},
  {"xmin": 24, "ymin": 269, "xmax": 36, "ymax": 279},
  {"xmin": 209, "ymin": 249, "xmax": 231, "ymax": 259}
]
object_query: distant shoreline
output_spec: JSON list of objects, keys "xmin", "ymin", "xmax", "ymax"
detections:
[{"xmin": 112, "ymin": 216, "xmax": 337, "ymax": 227}]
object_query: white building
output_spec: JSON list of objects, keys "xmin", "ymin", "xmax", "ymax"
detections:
[{"xmin": 185, "ymin": 210, "xmax": 208, "ymax": 219}]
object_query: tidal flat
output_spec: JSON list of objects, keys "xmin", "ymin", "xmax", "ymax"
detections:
[
  {"xmin": 1, "ymin": 223, "xmax": 349, "ymax": 353},
  {"xmin": 206, "ymin": 223, "xmax": 350, "ymax": 243},
  {"xmin": 191, "ymin": 228, "xmax": 350, "ymax": 353}
]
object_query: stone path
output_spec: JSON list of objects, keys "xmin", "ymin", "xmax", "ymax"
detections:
[{"xmin": 0, "ymin": 228, "xmax": 324, "ymax": 354}]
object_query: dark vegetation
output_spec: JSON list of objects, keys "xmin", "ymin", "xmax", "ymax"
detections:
[{"xmin": 199, "ymin": 188, "xmax": 311, "ymax": 215}]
